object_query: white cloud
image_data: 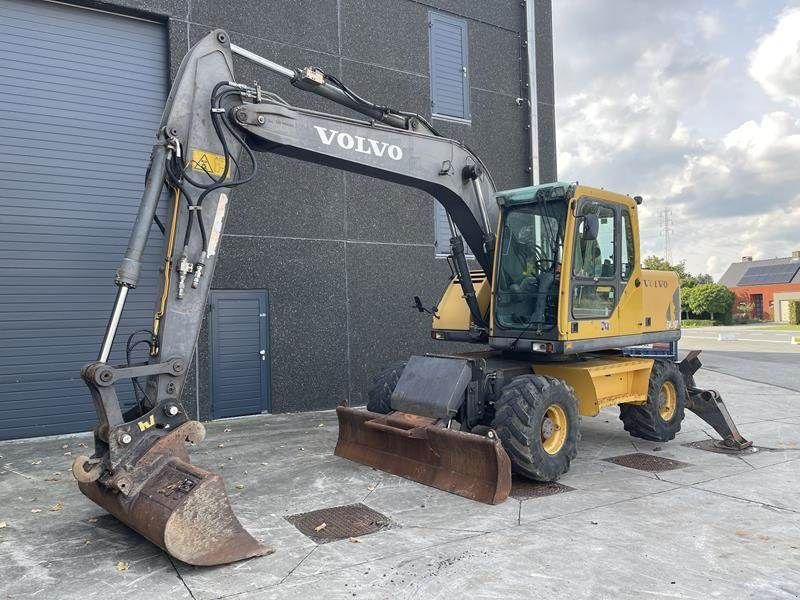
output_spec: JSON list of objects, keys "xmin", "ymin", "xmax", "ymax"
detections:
[
  {"xmin": 666, "ymin": 112, "xmax": 800, "ymax": 217},
  {"xmin": 697, "ymin": 13, "xmax": 722, "ymax": 39},
  {"xmin": 749, "ymin": 8, "xmax": 800, "ymax": 106},
  {"xmin": 553, "ymin": 1, "xmax": 800, "ymax": 278}
]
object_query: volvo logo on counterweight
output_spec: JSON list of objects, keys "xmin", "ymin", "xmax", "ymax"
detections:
[{"xmin": 313, "ymin": 126, "xmax": 403, "ymax": 160}]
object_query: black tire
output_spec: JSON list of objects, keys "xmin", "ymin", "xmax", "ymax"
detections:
[
  {"xmin": 366, "ymin": 361, "xmax": 406, "ymax": 414},
  {"xmin": 492, "ymin": 374, "xmax": 580, "ymax": 482},
  {"xmin": 619, "ymin": 359, "xmax": 687, "ymax": 442}
]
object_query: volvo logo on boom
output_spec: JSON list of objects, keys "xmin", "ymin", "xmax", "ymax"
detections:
[{"xmin": 313, "ymin": 126, "xmax": 403, "ymax": 160}]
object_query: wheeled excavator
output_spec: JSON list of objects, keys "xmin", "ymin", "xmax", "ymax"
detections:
[{"xmin": 70, "ymin": 30, "xmax": 752, "ymax": 567}]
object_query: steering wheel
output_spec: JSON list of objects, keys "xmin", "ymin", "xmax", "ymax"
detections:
[{"xmin": 536, "ymin": 257, "xmax": 554, "ymax": 271}]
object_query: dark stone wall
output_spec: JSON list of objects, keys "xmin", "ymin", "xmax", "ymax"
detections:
[
  {"xmin": 533, "ymin": 0, "xmax": 557, "ymax": 183},
  {"xmin": 82, "ymin": 0, "xmax": 536, "ymax": 417}
]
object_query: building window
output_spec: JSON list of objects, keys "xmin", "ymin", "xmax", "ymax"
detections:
[
  {"xmin": 428, "ymin": 12, "xmax": 470, "ymax": 121},
  {"xmin": 434, "ymin": 204, "xmax": 475, "ymax": 258}
]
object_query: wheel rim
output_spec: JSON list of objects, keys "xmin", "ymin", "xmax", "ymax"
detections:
[
  {"xmin": 541, "ymin": 404, "xmax": 568, "ymax": 455},
  {"xmin": 659, "ymin": 381, "xmax": 677, "ymax": 421}
]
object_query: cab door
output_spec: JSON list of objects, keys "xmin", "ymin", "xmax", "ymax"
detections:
[
  {"xmin": 569, "ymin": 198, "xmax": 620, "ymax": 339},
  {"xmin": 615, "ymin": 203, "xmax": 644, "ymax": 336}
]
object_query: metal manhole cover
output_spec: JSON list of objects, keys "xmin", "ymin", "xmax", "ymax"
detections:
[
  {"xmin": 603, "ymin": 452, "xmax": 689, "ymax": 471},
  {"xmin": 285, "ymin": 503, "xmax": 392, "ymax": 543},
  {"xmin": 510, "ymin": 476, "xmax": 574, "ymax": 500}
]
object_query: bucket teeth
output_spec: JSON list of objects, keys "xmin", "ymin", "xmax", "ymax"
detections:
[
  {"xmin": 334, "ymin": 406, "xmax": 512, "ymax": 505},
  {"xmin": 76, "ymin": 422, "xmax": 272, "ymax": 566}
]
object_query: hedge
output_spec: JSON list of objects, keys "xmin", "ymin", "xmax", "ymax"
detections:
[
  {"xmin": 789, "ymin": 300, "xmax": 800, "ymax": 325},
  {"xmin": 681, "ymin": 319, "xmax": 715, "ymax": 327}
]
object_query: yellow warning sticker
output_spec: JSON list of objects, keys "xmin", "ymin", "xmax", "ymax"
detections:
[
  {"xmin": 190, "ymin": 149, "xmax": 228, "ymax": 178},
  {"xmin": 137, "ymin": 414, "xmax": 155, "ymax": 432}
]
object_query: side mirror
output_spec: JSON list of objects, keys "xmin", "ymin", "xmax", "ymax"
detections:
[{"xmin": 581, "ymin": 213, "xmax": 599, "ymax": 241}]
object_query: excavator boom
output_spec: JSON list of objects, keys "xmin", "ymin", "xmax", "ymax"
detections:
[
  {"xmin": 71, "ymin": 30, "xmax": 504, "ymax": 565},
  {"xmin": 73, "ymin": 31, "xmax": 273, "ymax": 566}
]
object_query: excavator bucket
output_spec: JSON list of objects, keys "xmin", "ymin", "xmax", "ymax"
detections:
[
  {"xmin": 335, "ymin": 407, "xmax": 512, "ymax": 504},
  {"xmin": 76, "ymin": 423, "xmax": 272, "ymax": 566}
]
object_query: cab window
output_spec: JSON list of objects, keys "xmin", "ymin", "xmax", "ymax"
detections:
[
  {"xmin": 572, "ymin": 201, "xmax": 616, "ymax": 319},
  {"xmin": 494, "ymin": 201, "xmax": 566, "ymax": 330},
  {"xmin": 621, "ymin": 208, "xmax": 634, "ymax": 280},
  {"xmin": 573, "ymin": 203, "xmax": 615, "ymax": 279}
]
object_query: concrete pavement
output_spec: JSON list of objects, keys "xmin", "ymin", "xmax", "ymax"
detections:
[
  {"xmin": 680, "ymin": 323, "xmax": 800, "ymax": 354},
  {"xmin": 680, "ymin": 323, "xmax": 800, "ymax": 392},
  {"xmin": 1, "ymin": 365, "xmax": 799, "ymax": 599}
]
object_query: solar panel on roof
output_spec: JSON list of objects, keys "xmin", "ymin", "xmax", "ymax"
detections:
[{"xmin": 738, "ymin": 263, "xmax": 800, "ymax": 286}]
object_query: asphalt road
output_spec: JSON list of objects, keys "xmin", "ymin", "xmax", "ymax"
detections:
[{"xmin": 679, "ymin": 324, "xmax": 800, "ymax": 392}]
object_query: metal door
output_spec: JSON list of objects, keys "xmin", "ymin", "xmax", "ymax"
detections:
[
  {"xmin": 752, "ymin": 294, "xmax": 763, "ymax": 320},
  {"xmin": 209, "ymin": 290, "xmax": 270, "ymax": 418}
]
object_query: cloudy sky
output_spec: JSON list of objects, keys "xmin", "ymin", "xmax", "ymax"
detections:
[{"xmin": 552, "ymin": 0, "xmax": 800, "ymax": 278}]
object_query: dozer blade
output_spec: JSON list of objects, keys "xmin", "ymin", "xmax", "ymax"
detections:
[
  {"xmin": 77, "ymin": 423, "xmax": 273, "ymax": 566},
  {"xmin": 335, "ymin": 407, "xmax": 512, "ymax": 504}
]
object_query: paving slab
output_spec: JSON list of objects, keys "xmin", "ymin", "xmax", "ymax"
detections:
[
  {"xmin": 241, "ymin": 487, "xmax": 800, "ymax": 600},
  {"xmin": 694, "ymin": 458, "xmax": 800, "ymax": 513},
  {"xmin": 2, "ymin": 362, "xmax": 799, "ymax": 599},
  {"xmin": 0, "ymin": 508, "xmax": 191, "ymax": 600}
]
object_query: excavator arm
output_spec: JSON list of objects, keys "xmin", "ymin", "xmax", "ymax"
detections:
[{"xmin": 72, "ymin": 30, "xmax": 499, "ymax": 566}]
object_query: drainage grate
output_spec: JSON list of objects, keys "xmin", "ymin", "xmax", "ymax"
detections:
[
  {"xmin": 510, "ymin": 476, "xmax": 574, "ymax": 500},
  {"xmin": 603, "ymin": 452, "xmax": 689, "ymax": 471},
  {"xmin": 285, "ymin": 503, "xmax": 391, "ymax": 543}
]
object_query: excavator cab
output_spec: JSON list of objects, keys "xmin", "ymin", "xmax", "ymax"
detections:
[{"xmin": 337, "ymin": 182, "xmax": 751, "ymax": 503}]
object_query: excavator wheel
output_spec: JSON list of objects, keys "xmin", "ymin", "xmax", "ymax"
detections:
[
  {"xmin": 492, "ymin": 374, "xmax": 580, "ymax": 482},
  {"xmin": 366, "ymin": 360, "xmax": 406, "ymax": 414},
  {"xmin": 620, "ymin": 359, "xmax": 687, "ymax": 442}
]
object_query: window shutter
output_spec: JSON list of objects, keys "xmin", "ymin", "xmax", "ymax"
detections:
[
  {"xmin": 434, "ymin": 204, "xmax": 475, "ymax": 258},
  {"xmin": 429, "ymin": 12, "xmax": 470, "ymax": 120},
  {"xmin": 434, "ymin": 204, "xmax": 453, "ymax": 256}
]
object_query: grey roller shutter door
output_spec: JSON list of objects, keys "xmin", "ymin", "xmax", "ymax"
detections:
[
  {"xmin": 429, "ymin": 12, "xmax": 470, "ymax": 120},
  {"xmin": 0, "ymin": 0, "xmax": 167, "ymax": 440}
]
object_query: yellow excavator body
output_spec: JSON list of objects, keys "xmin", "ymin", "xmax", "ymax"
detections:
[{"xmin": 337, "ymin": 182, "xmax": 750, "ymax": 505}]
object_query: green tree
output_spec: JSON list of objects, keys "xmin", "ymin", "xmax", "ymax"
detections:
[
  {"xmin": 688, "ymin": 283, "xmax": 735, "ymax": 321},
  {"xmin": 680, "ymin": 286, "xmax": 695, "ymax": 319},
  {"xmin": 643, "ymin": 256, "xmax": 695, "ymax": 288},
  {"xmin": 736, "ymin": 298, "xmax": 754, "ymax": 321}
]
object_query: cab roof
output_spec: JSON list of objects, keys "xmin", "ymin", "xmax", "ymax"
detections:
[
  {"xmin": 495, "ymin": 181, "xmax": 576, "ymax": 207},
  {"xmin": 495, "ymin": 182, "xmax": 638, "ymax": 208}
]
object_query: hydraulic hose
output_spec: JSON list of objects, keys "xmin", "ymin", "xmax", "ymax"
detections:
[
  {"xmin": 450, "ymin": 235, "xmax": 487, "ymax": 329},
  {"xmin": 151, "ymin": 186, "xmax": 181, "ymax": 354}
]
